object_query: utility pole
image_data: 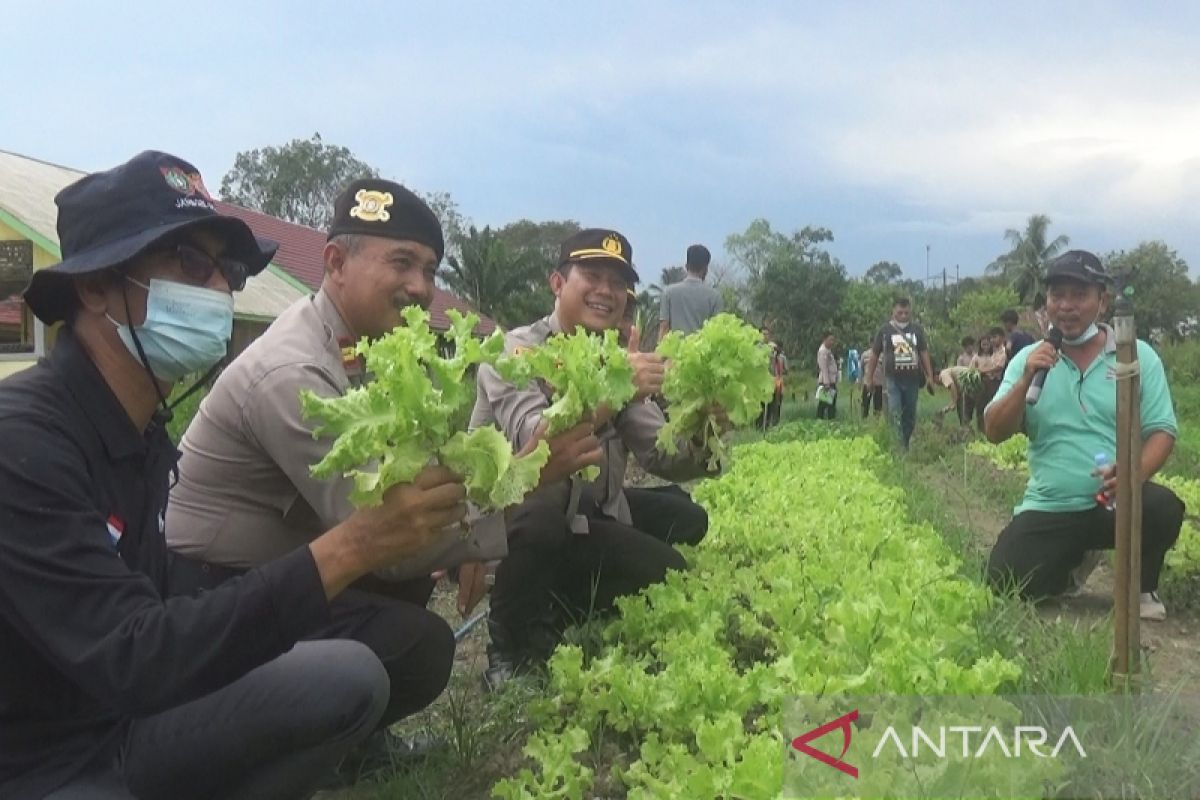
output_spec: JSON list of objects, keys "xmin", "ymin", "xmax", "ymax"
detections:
[{"xmin": 925, "ymin": 244, "xmax": 931, "ymax": 281}]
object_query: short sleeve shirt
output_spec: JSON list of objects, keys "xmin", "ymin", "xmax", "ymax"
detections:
[
  {"xmin": 988, "ymin": 326, "xmax": 1177, "ymax": 515},
  {"xmin": 872, "ymin": 321, "xmax": 928, "ymax": 382}
]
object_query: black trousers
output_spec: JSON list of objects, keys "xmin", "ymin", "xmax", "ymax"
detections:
[
  {"xmin": 48, "ymin": 641, "xmax": 387, "ymax": 800},
  {"xmin": 974, "ymin": 379, "xmax": 1000, "ymax": 432},
  {"xmin": 488, "ymin": 486, "xmax": 705, "ymax": 659},
  {"xmin": 986, "ymin": 482, "xmax": 1185, "ymax": 599},
  {"xmin": 167, "ymin": 554, "xmax": 453, "ymax": 728},
  {"xmin": 861, "ymin": 385, "xmax": 883, "ymax": 418},
  {"xmin": 759, "ymin": 391, "xmax": 784, "ymax": 429},
  {"xmin": 624, "ymin": 485, "xmax": 710, "ymax": 546}
]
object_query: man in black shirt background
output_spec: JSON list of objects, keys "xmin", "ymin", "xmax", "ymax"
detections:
[
  {"xmin": 865, "ymin": 296, "xmax": 936, "ymax": 450},
  {"xmin": 1001, "ymin": 308, "xmax": 1036, "ymax": 358}
]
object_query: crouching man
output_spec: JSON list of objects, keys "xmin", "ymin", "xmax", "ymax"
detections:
[
  {"xmin": 984, "ymin": 251, "xmax": 1184, "ymax": 621},
  {"xmin": 471, "ymin": 229, "xmax": 718, "ymax": 689},
  {"xmin": 0, "ymin": 153, "xmax": 468, "ymax": 799}
]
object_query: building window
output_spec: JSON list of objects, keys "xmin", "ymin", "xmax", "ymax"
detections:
[
  {"xmin": 0, "ymin": 241, "xmax": 41, "ymax": 359},
  {"xmin": 0, "ymin": 296, "xmax": 43, "ymax": 358}
]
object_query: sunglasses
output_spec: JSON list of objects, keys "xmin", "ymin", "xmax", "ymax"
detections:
[{"xmin": 149, "ymin": 242, "xmax": 250, "ymax": 291}]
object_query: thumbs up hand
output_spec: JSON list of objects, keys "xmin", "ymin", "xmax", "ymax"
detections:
[{"xmin": 626, "ymin": 324, "xmax": 666, "ymax": 401}]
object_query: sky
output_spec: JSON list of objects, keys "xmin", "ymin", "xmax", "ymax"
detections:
[{"xmin": 5, "ymin": 1, "xmax": 1200, "ymax": 288}]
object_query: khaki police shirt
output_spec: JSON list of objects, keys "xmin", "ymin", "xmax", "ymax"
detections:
[
  {"xmin": 166, "ymin": 287, "xmax": 505, "ymax": 578},
  {"xmin": 469, "ymin": 313, "xmax": 716, "ymax": 529}
]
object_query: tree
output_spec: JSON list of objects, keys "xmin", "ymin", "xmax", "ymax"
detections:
[
  {"xmin": 834, "ymin": 280, "xmax": 895, "ymax": 352},
  {"xmin": 949, "ymin": 285, "xmax": 1021, "ymax": 341},
  {"xmin": 986, "ymin": 214, "xmax": 1069, "ymax": 305},
  {"xmin": 725, "ymin": 218, "xmax": 786, "ymax": 281},
  {"xmin": 864, "ymin": 261, "xmax": 903, "ymax": 285},
  {"xmin": 422, "ymin": 190, "xmax": 470, "ymax": 261},
  {"xmin": 493, "ymin": 219, "xmax": 582, "ymax": 263},
  {"xmin": 1105, "ymin": 242, "xmax": 1198, "ymax": 342},
  {"xmin": 442, "ymin": 226, "xmax": 554, "ymax": 328},
  {"xmin": 736, "ymin": 222, "xmax": 847, "ymax": 367},
  {"xmin": 220, "ymin": 133, "xmax": 380, "ymax": 229}
]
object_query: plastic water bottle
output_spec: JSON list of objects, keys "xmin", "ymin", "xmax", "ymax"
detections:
[{"xmin": 1094, "ymin": 452, "xmax": 1115, "ymax": 510}]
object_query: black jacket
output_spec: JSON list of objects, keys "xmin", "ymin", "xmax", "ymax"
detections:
[{"xmin": 0, "ymin": 331, "xmax": 329, "ymax": 798}]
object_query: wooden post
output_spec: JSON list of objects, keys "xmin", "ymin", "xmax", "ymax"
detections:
[
  {"xmin": 1111, "ymin": 279, "xmax": 1141, "ymax": 689},
  {"xmin": 1127, "ymin": 321, "xmax": 1143, "ymax": 678}
]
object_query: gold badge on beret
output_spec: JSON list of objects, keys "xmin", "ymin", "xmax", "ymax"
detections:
[
  {"xmin": 602, "ymin": 235, "xmax": 623, "ymax": 257},
  {"xmin": 350, "ymin": 190, "xmax": 394, "ymax": 222}
]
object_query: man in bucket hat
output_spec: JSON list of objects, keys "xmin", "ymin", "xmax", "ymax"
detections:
[{"xmin": 0, "ymin": 152, "xmax": 468, "ymax": 799}]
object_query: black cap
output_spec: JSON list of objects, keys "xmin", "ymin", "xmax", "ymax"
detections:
[
  {"xmin": 24, "ymin": 151, "xmax": 278, "ymax": 324},
  {"xmin": 1045, "ymin": 250, "xmax": 1112, "ymax": 287},
  {"xmin": 327, "ymin": 179, "xmax": 444, "ymax": 262},
  {"xmin": 686, "ymin": 244, "xmax": 711, "ymax": 269},
  {"xmin": 557, "ymin": 228, "xmax": 639, "ymax": 284}
]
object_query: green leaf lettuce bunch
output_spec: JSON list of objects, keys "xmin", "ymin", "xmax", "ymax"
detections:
[
  {"xmin": 300, "ymin": 306, "xmax": 549, "ymax": 509},
  {"xmin": 656, "ymin": 313, "xmax": 775, "ymax": 468}
]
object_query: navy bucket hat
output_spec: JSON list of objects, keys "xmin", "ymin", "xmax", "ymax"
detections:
[{"xmin": 24, "ymin": 150, "xmax": 278, "ymax": 324}]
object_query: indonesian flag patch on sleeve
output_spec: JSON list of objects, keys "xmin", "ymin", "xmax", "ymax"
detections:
[{"xmin": 106, "ymin": 515, "xmax": 125, "ymax": 548}]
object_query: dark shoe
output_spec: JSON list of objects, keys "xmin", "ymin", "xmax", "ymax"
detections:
[{"xmin": 482, "ymin": 654, "xmax": 518, "ymax": 693}]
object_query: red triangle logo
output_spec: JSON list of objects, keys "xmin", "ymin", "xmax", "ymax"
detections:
[{"xmin": 791, "ymin": 709, "xmax": 859, "ymax": 779}]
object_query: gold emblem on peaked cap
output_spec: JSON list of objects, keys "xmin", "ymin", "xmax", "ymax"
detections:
[
  {"xmin": 350, "ymin": 189, "xmax": 394, "ymax": 222},
  {"xmin": 601, "ymin": 234, "xmax": 623, "ymax": 257}
]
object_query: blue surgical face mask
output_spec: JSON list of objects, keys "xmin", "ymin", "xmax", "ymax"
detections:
[
  {"xmin": 108, "ymin": 278, "xmax": 234, "ymax": 382},
  {"xmin": 1062, "ymin": 322, "xmax": 1100, "ymax": 346}
]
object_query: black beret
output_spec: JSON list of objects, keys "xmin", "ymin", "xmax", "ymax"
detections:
[{"xmin": 327, "ymin": 179, "xmax": 444, "ymax": 262}]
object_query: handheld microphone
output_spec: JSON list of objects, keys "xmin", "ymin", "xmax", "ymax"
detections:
[{"xmin": 1025, "ymin": 327, "xmax": 1063, "ymax": 406}]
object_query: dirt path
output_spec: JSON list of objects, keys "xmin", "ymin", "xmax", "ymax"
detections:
[{"xmin": 918, "ymin": 459, "xmax": 1200, "ymax": 692}]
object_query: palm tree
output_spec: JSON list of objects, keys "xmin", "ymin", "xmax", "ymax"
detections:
[
  {"xmin": 442, "ymin": 226, "xmax": 553, "ymax": 328},
  {"xmin": 986, "ymin": 214, "xmax": 1069, "ymax": 304}
]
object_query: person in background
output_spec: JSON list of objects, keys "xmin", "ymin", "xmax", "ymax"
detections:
[
  {"xmin": 816, "ymin": 331, "xmax": 838, "ymax": 420},
  {"xmin": 1033, "ymin": 292, "xmax": 1051, "ymax": 336},
  {"xmin": 984, "ymin": 250, "xmax": 1183, "ymax": 621},
  {"xmin": 847, "ymin": 346, "xmax": 862, "ymax": 385},
  {"xmin": 935, "ymin": 336, "xmax": 977, "ymax": 427},
  {"xmin": 969, "ymin": 330, "xmax": 1007, "ymax": 432},
  {"xmin": 865, "ymin": 297, "xmax": 936, "ymax": 448},
  {"xmin": 657, "ymin": 243, "xmax": 722, "ymax": 339},
  {"xmin": 956, "ymin": 336, "xmax": 977, "ymax": 425},
  {"xmin": 1001, "ymin": 309, "xmax": 1036, "ymax": 358},
  {"xmin": 760, "ymin": 325, "xmax": 787, "ymax": 428},
  {"xmin": 860, "ymin": 343, "xmax": 884, "ymax": 418}
]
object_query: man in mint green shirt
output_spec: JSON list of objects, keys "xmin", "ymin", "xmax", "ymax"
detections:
[{"xmin": 983, "ymin": 250, "xmax": 1184, "ymax": 621}]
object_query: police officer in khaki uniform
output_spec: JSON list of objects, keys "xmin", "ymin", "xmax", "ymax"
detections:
[
  {"xmin": 164, "ymin": 179, "xmax": 467, "ymax": 744},
  {"xmin": 167, "ymin": 181, "xmax": 603, "ymax": 746},
  {"xmin": 470, "ymin": 228, "xmax": 718, "ymax": 687}
]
